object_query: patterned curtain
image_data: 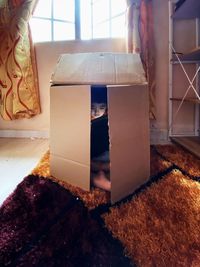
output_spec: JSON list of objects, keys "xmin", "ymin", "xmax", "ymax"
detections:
[
  {"xmin": 0, "ymin": 0, "xmax": 40, "ymax": 120},
  {"xmin": 126, "ymin": 0, "xmax": 156, "ymax": 120}
]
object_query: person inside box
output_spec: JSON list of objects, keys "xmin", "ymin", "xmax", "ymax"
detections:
[{"xmin": 91, "ymin": 86, "xmax": 111, "ymax": 191}]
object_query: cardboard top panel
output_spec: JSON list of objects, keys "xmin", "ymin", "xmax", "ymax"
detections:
[{"xmin": 51, "ymin": 52, "xmax": 147, "ymax": 85}]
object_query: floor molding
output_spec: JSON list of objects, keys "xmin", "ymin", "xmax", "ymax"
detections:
[
  {"xmin": 150, "ymin": 128, "xmax": 170, "ymax": 144},
  {"xmin": 0, "ymin": 130, "xmax": 49, "ymax": 139},
  {"xmin": 0, "ymin": 129, "xmax": 169, "ymax": 144}
]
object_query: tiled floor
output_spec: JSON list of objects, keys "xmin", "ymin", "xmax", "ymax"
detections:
[{"xmin": 0, "ymin": 138, "xmax": 49, "ymax": 206}]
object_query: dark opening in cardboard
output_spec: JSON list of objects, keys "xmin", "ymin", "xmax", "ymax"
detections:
[{"xmin": 90, "ymin": 85, "xmax": 111, "ymax": 193}]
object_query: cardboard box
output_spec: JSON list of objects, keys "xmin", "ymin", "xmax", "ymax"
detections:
[{"xmin": 50, "ymin": 52, "xmax": 150, "ymax": 203}]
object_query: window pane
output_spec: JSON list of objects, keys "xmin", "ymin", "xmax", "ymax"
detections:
[
  {"xmin": 34, "ymin": 0, "xmax": 51, "ymax": 18},
  {"xmin": 53, "ymin": 0, "xmax": 75, "ymax": 22},
  {"xmin": 111, "ymin": 0, "xmax": 126, "ymax": 17},
  {"xmin": 80, "ymin": 0, "xmax": 92, "ymax": 39},
  {"xmin": 30, "ymin": 18, "xmax": 51, "ymax": 42},
  {"xmin": 93, "ymin": 0, "xmax": 109, "ymax": 24},
  {"xmin": 93, "ymin": 21, "xmax": 110, "ymax": 39},
  {"xmin": 111, "ymin": 15, "xmax": 126, "ymax": 38},
  {"xmin": 54, "ymin": 21, "xmax": 75, "ymax": 40}
]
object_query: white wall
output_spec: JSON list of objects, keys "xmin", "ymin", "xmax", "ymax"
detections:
[{"xmin": 151, "ymin": 0, "xmax": 169, "ymax": 139}]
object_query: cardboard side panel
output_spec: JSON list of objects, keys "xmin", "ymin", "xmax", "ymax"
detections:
[
  {"xmin": 50, "ymin": 85, "xmax": 90, "ymax": 189},
  {"xmin": 50, "ymin": 85, "xmax": 90, "ymax": 164},
  {"xmin": 108, "ymin": 85, "xmax": 150, "ymax": 203},
  {"xmin": 50, "ymin": 154, "xmax": 90, "ymax": 191}
]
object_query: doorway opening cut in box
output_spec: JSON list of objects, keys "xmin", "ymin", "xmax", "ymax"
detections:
[{"xmin": 90, "ymin": 85, "xmax": 111, "ymax": 192}]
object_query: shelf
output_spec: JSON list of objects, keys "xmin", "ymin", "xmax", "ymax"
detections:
[
  {"xmin": 170, "ymin": 97, "xmax": 200, "ymax": 104},
  {"xmin": 169, "ymin": 0, "xmax": 200, "ymax": 150},
  {"xmin": 173, "ymin": 0, "xmax": 200, "ymax": 19},
  {"xmin": 179, "ymin": 47, "xmax": 200, "ymax": 62},
  {"xmin": 172, "ymin": 47, "xmax": 200, "ymax": 62},
  {"xmin": 170, "ymin": 136, "xmax": 200, "ymax": 158}
]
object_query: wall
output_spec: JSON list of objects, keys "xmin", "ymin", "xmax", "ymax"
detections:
[
  {"xmin": 0, "ymin": 1, "xmax": 171, "ymax": 142},
  {"xmin": 151, "ymin": 0, "xmax": 169, "ymax": 141}
]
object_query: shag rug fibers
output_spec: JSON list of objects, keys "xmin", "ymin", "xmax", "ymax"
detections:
[{"xmin": 0, "ymin": 144, "xmax": 200, "ymax": 267}]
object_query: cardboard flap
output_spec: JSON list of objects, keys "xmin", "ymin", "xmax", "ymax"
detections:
[
  {"xmin": 108, "ymin": 85, "xmax": 150, "ymax": 203},
  {"xmin": 51, "ymin": 53, "xmax": 147, "ymax": 85},
  {"xmin": 50, "ymin": 154, "xmax": 90, "ymax": 191},
  {"xmin": 50, "ymin": 85, "xmax": 91, "ymax": 191}
]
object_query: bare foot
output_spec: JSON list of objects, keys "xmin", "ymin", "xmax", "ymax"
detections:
[{"xmin": 93, "ymin": 171, "xmax": 111, "ymax": 191}]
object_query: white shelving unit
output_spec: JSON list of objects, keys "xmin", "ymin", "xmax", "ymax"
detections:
[{"xmin": 169, "ymin": 0, "xmax": 200, "ymax": 158}]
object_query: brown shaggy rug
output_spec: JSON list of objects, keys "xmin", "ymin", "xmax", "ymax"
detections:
[{"xmin": 0, "ymin": 144, "xmax": 200, "ymax": 267}]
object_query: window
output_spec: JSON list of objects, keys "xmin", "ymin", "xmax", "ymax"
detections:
[
  {"xmin": 30, "ymin": 0, "xmax": 75, "ymax": 42},
  {"xmin": 81, "ymin": 0, "xmax": 126, "ymax": 40},
  {"xmin": 30, "ymin": 0, "xmax": 126, "ymax": 42}
]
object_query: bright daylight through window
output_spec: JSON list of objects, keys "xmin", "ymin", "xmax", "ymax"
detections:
[{"xmin": 30, "ymin": 0, "xmax": 126, "ymax": 42}]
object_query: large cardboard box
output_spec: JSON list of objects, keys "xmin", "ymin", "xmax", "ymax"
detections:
[{"xmin": 50, "ymin": 52, "xmax": 150, "ymax": 203}]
